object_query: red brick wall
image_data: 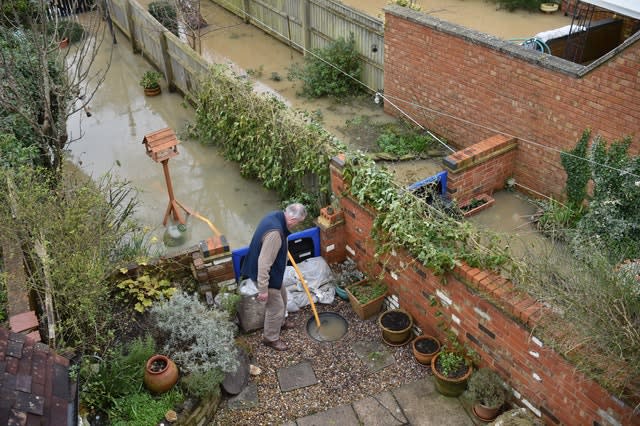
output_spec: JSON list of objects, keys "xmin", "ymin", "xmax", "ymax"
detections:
[
  {"xmin": 322, "ymin": 158, "xmax": 639, "ymax": 426},
  {"xmin": 444, "ymin": 134, "xmax": 517, "ymax": 201},
  {"xmin": 383, "ymin": 6, "xmax": 640, "ymax": 199}
]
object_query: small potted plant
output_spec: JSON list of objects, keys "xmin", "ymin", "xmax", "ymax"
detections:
[
  {"xmin": 140, "ymin": 70, "xmax": 163, "ymax": 96},
  {"xmin": 431, "ymin": 344, "xmax": 473, "ymax": 397},
  {"xmin": 345, "ymin": 279, "xmax": 387, "ymax": 320},
  {"xmin": 466, "ymin": 368, "xmax": 507, "ymax": 421}
]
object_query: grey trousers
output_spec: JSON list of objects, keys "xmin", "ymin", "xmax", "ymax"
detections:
[{"xmin": 263, "ymin": 285, "xmax": 288, "ymax": 342}]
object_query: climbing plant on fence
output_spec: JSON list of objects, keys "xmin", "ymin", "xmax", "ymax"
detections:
[
  {"xmin": 186, "ymin": 65, "xmax": 341, "ymax": 212},
  {"xmin": 342, "ymin": 152, "xmax": 510, "ymax": 275}
]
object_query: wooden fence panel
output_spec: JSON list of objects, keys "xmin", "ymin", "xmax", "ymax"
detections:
[{"xmin": 207, "ymin": 0, "xmax": 384, "ymax": 90}]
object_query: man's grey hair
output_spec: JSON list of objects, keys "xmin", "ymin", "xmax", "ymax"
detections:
[{"xmin": 285, "ymin": 203, "xmax": 307, "ymax": 221}]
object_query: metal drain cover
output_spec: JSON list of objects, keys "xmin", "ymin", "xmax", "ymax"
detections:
[{"xmin": 306, "ymin": 312, "xmax": 348, "ymax": 342}]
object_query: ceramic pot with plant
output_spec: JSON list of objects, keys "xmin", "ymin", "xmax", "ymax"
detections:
[
  {"xmin": 345, "ymin": 279, "xmax": 387, "ymax": 320},
  {"xmin": 144, "ymin": 354, "xmax": 179, "ymax": 394},
  {"xmin": 431, "ymin": 347, "xmax": 473, "ymax": 397},
  {"xmin": 378, "ymin": 308, "xmax": 413, "ymax": 345},
  {"xmin": 411, "ymin": 335, "xmax": 440, "ymax": 365},
  {"xmin": 466, "ymin": 368, "xmax": 507, "ymax": 421},
  {"xmin": 140, "ymin": 70, "xmax": 163, "ymax": 96}
]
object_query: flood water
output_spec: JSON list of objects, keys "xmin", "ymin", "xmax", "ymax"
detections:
[
  {"xmin": 69, "ymin": 0, "xmax": 569, "ymax": 254},
  {"xmin": 67, "ymin": 34, "xmax": 281, "ymax": 253}
]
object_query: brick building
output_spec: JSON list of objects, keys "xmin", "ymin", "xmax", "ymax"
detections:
[{"xmin": 383, "ymin": 3, "xmax": 639, "ymax": 199}]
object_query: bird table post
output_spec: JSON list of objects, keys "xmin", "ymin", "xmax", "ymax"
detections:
[{"xmin": 141, "ymin": 128, "xmax": 185, "ymax": 226}]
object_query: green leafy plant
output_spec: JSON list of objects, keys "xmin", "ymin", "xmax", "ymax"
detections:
[
  {"xmin": 148, "ymin": 0, "xmax": 179, "ymax": 36},
  {"xmin": 346, "ymin": 280, "xmax": 386, "ymax": 304},
  {"xmin": 376, "ymin": 127, "xmax": 435, "ymax": 157},
  {"xmin": 139, "ymin": 71, "xmax": 163, "ymax": 89},
  {"xmin": 116, "ymin": 274, "xmax": 177, "ymax": 313},
  {"xmin": 288, "ymin": 33, "xmax": 364, "ymax": 99},
  {"xmin": 343, "ymin": 152, "xmax": 510, "ymax": 274},
  {"xmin": 79, "ymin": 335, "xmax": 157, "ymax": 416},
  {"xmin": 467, "ymin": 368, "xmax": 507, "ymax": 408},
  {"xmin": 109, "ymin": 388, "xmax": 183, "ymax": 426},
  {"xmin": 436, "ymin": 349, "xmax": 467, "ymax": 377}
]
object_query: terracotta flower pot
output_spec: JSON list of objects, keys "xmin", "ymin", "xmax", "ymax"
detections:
[
  {"xmin": 378, "ymin": 308, "xmax": 413, "ymax": 345},
  {"xmin": 473, "ymin": 402, "xmax": 501, "ymax": 422},
  {"xmin": 411, "ymin": 335, "xmax": 440, "ymax": 365},
  {"xmin": 144, "ymin": 85, "xmax": 162, "ymax": 96},
  {"xmin": 144, "ymin": 354, "xmax": 179, "ymax": 394}
]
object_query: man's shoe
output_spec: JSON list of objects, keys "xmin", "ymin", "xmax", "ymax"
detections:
[
  {"xmin": 263, "ymin": 339, "xmax": 288, "ymax": 351},
  {"xmin": 281, "ymin": 320, "xmax": 296, "ymax": 330}
]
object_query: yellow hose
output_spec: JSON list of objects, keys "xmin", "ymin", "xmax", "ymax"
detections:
[
  {"xmin": 174, "ymin": 200, "xmax": 222, "ymax": 237},
  {"xmin": 287, "ymin": 251, "xmax": 321, "ymax": 328}
]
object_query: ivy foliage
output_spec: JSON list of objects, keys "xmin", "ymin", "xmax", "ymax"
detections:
[
  {"xmin": 555, "ymin": 131, "xmax": 640, "ymax": 261},
  {"xmin": 186, "ymin": 65, "xmax": 341, "ymax": 211},
  {"xmin": 561, "ymin": 129, "xmax": 591, "ymax": 206},
  {"xmin": 572, "ymin": 135, "xmax": 640, "ymax": 261},
  {"xmin": 342, "ymin": 152, "xmax": 510, "ymax": 275},
  {"xmin": 288, "ymin": 33, "xmax": 365, "ymax": 99}
]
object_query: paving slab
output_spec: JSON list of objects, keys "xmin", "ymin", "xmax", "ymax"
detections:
[
  {"xmin": 352, "ymin": 390, "xmax": 407, "ymax": 425},
  {"xmin": 227, "ymin": 382, "xmax": 258, "ymax": 410},
  {"xmin": 351, "ymin": 340, "xmax": 394, "ymax": 372},
  {"xmin": 392, "ymin": 377, "xmax": 474, "ymax": 425},
  {"xmin": 297, "ymin": 403, "xmax": 360, "ymax": 426},
  {"xmin": 277, "ymin": 360, "xmax": 317, "ymax": 392}
]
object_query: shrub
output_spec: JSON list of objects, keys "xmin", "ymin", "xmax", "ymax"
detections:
[
  {"xmin": 467, "ymin": 368, "xmax": 507, "ymax": 408},
  {"xmin": 0, "ymin": 167, "xmax": 141, "ymax": 353},
  {"xmin": 150, "ymin": 291, "xmax": 239, "ymax": 385},
  {"xmin": 288, "ymin": 33, "xmax": 364, "ymax": 99},
  {"xmin": 50, "ymin": 20, "xmax": 85, "ymax": 43},
  {"xmin": 186, "ymin": 65, "xmax": 338, "ymax": 210},
  {"xmin": 149, "ymin": 0, "xmax": 179, "ymax": 36}
]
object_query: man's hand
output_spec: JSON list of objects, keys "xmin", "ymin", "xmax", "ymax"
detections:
[{"xmin": 256, "ymin": 292, "xmax": 268, "ymax": 302}]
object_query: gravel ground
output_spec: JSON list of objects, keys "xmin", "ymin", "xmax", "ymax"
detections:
[{"xmin": 212, "ymin": 298, "xmax": 432, "ymax": 425}]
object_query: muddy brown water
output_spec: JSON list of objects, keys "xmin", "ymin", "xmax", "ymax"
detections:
[
  {"xmin": 69, "ymin": 1, "xmax": 567, "ymax": 254},
  {"xmin": 66, "ymin": 33, "xmax": 281, "ymax": 252}
]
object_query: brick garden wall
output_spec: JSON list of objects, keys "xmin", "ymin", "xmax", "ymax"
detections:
[
  {"xmin": 322, "ymin": 157, "xmax": 639, "ymax": 426},
  {"xmin": 382, "ymin": 5, "xmax": 640, "ymax": 199}
]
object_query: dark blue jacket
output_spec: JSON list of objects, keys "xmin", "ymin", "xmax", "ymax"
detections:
[{"xmin": 241, "ymin": 211, "xmax": 289, "ymax": 290}]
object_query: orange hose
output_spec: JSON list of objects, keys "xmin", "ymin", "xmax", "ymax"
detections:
[{"xmin": 287, "ymin": 251, "xmax": 321, "ymax": 328}]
